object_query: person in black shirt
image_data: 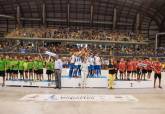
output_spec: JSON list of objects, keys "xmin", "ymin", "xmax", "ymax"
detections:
[{"xmin": 108, "ymin": 58, "xmax": 116, "ymax": 89}]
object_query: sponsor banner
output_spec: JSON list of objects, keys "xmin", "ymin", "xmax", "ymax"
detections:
[{"xmin": 20, "ymin": 94, "xmax": 138, "ymax": 102}]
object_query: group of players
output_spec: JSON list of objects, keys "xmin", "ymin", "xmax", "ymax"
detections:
[
  {"xmin": 68, "ymin": 48, "xmax": 164, "ymax": 81},
  {"xmin": 67, "ymin": 48, "xmax": 165, "ymax": 88},
  {"xmin": 69, "ymin": 49, "xmax": 102, "ymax": 78},
  {"xmin": 0, "ymin": 50, "xmax": 164, "ymax": 88},
  {"xmin": 108, "ymin": 57, "xmax": 164, "ymax": 88},
  {"xmin": 68, "ymin": 48, "xmax": 164, "ymax": 88},
  {"xmin": 113, "ymin": 58, "xmax": 157, "ymax": 81},
  {"xmin": 0, "ymin": 54, "xmax": 54, "ymax": 86}
]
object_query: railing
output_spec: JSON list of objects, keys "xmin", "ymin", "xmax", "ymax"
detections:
[
  {"xmin": 0, "ymin": 52, "xmax": 165, "ymax": 59},
  {"xmin": 2, "ymin": 37, "xmax": 148, "ymax": 45}
]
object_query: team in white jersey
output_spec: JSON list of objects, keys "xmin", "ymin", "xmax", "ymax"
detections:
[{"xmin": 68, "ymin": 49, "xmax": 102, "ymax": 78}]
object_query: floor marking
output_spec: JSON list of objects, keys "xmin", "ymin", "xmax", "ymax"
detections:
[{"xmin": 20, "ymin": 94, "xmax": 138, "ymax": 102}]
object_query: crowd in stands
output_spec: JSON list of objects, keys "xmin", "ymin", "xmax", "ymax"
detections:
[
  {"xmin": 1, "ymin": 26, "xmax": 164, "ymax": 57},
  {"xmin": 113, "ymin": 47, "xmax": 165, "ymax": 57},
  {"xmin": 0, "ymin": 39, "xmax": 165, "ymax": 57},
  {"xmin": 113, "ymin": 46, "xmax": 165, "ymax": 57},
  {"xmin": 6, "ymin": 27, "xmax": 145, "ymax": 42}
]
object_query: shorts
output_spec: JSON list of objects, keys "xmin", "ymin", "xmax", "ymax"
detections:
[
  {"xmin": 88, "ymin": 66, "xmax": 90, "ymax": 70},
  {"xmin": 37, "ymin": 69, "xmax": 43, "ymax": 74},
  {"xmin": 0, "ymin": 71, "xmax": 5, "ymax": 77},
  {"xmin": 77, "ymin": 65, "xmax": 81, "ymax": 69},
  {"xmin": 154, "ymin": 73, "xmax": 161, "ymax": 79},
  {"xmin": 94, "ymin": 65, "xmax": 97, "ymax": 69},
  {"xmin": 137, "ymin": 69, "xmax": 141, "ymax": 75},
  {"xmin": 29, "ymin": 69, "xmax": 33, "ymax": 73},
  {"xmin": 148, "ymin": 70, "xmax": 152, "ymax": 73},
  {"xmin": 19, "ymin": 70, "xmax": 24, "ymax": 75},
  {"xmin": 95, "ymin": 65, "xmax": 101, "ymax": 70},
  {"xmin": 46, "ymin": 70, "xmax": 53, "ymax": 75},
  {"xmin": 142, "ymin": 69, "xmax": 147, "ymax": 74},
  {"xmin": 69, "ymin": 64, "xmax": 75, "ymax": 69},
  {"xmin": 12, "ymin": 70, "xmax": 18, "ymax": 74},
  {"xmin": 119, "ymin": 71, "xmax": 125, "ymax": 74},
  {"xmin": 6, "ymin": 69, "xmax": 11, "ymax": 73},
  {"xmin": 127, "ymin": 71, "xmax": 132, "ymax": 74},
  {"xmin": 24, "ymin": 70, "xmax": 28, "ymax": 73},
  {"xmin": 74, "ymin": 65, "xmax": 79, "ymax": 69},
  {"xmin": 132, "ymin": 70, "xmax": 137, "ymax": 73},
  {"xmin": 89, "ymin": 65, "xmax": 95, "ymax": 70},
  {"xmin": 34, "ymin": 70, "xmax": 38, "ymax": 74}
]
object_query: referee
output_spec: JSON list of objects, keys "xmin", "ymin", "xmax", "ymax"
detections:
[{"xmin": 54, "ymin": 55, "xmax": 63, "ymax": 89}]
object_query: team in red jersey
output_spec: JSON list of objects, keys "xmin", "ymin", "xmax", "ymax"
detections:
[{"xmin": 110, "ymin": 57, "xmax": 163, "ymax": 87}]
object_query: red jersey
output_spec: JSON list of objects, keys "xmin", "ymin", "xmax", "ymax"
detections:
[
  {"xmin": 127, "ymin": 61, "xmax": 133, "ymax": 71},
  {"xmin": 154, "ymin": 62, "xmax": 162, "ymax": 74},
  {"xmin": 142, "ymin": 60, "xmax": 148, "ymax": 70},
  {"xmin": 147, "ymin": 61, "xmax": 153, "ymax": 71},
  {"xmin": 119, "ymin": 61, "xmax": 126, "ymax": 72},
  {"xmin": 132, "ymin": 60, "xmax": 138, "ymax": 71}
]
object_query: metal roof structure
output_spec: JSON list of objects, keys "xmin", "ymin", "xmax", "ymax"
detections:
[{"xmin": 0, "ymin": 0, "xmax": 165, "ymax": 43}]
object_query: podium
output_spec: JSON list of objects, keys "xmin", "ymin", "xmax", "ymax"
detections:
[{"xmin": 4, "ymin": 69, "xmax": 159, "ymax": 88}]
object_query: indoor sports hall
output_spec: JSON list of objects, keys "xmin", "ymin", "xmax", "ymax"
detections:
[{"xmin": 0, "ymin": 0, "xmax": 165, "ymax": 114}]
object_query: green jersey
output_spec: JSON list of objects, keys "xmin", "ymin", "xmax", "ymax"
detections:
[
  {"xmin": 18, "ymin": 61, "xmax": 24, "ymax": 70},
  {"xmin": 12, "ymin": 60, "xmax": 19, "ymax": 70},
  {"xmin": 0, "ymin": 60, "xmax": 5, "ymax": 71},
  {"xmin": 46, "ymin": 61, "xmax": 54, "ymax": 71},
  {"xmin": 23, "ymin": 61, "xmax": 28, "ymax": 71},
  {"xmin": 9, "ymin": 60, "xmax": 14, "ymax": 70},
  {"xmin": 33, "ymin": 60, "xmax": 39, "ymax": 70},
  {"xmin": 4, "ymin": 59, "xmax": 10, "ymax": 70},
  {"xmin": 37, "ymin": 61, "xmax": 45, "ymax": 70},
  {"xmin": 28, "ymin": 61, "xmax": 33, "ymax": 70}
]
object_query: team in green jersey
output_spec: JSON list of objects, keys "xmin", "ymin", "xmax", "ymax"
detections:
[{"xmin": 0, "ymin": 55, "xmax": 55, "ymax": 86}]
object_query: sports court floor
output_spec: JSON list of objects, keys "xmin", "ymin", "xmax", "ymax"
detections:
[{"xmin": 0, "ymin": 78, "xmax": 165, "ymax": 114}]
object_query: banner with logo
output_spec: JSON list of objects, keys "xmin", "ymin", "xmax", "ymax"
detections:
[{"xmin": 20, "ymin": 94, "xmax": 138, "ymax": 102}]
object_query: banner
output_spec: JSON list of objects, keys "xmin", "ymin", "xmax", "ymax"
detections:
[{"xmin": 20, "ymin": 94, "xmax": 138, "ymax": 102}]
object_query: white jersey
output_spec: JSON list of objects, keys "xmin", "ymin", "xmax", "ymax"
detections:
[
  {"xmin": 89, "ymin": 56, "xmax": 95, "ymax": 65},
  {"xmin": 70, "ymin": 55, "xmax": 75, "ymax": 63},
  {"xmin": 85, "ymin": 57, "xmax": 90, "ymax": 67},
  {"xmin": 75, "ymin": 56, "xmax": 82, "ymax": 65},
  {"xmin": 94, "ymin": 56, "xmax": 101, "ymax": 65},
  {"xmin": 78, "ymin": 56, "xmax": 82, "ymax": 65}
]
